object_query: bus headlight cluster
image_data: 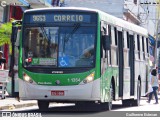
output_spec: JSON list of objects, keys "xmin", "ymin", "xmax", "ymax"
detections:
[
  {"xmin": 23, "ymin": 73, "xmax": 34, "ymax": 84},
  {"xmin": 83, "ymin": 72, "xmax": 95, "ymax": 84}
]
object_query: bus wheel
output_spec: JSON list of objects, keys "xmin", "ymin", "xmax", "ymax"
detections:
[
  {"xmin": 37, "ymin": 100, "xmax": 49, "ymax": 111},
  {"xmin": 131, "ymin": 81, "xmax": 141, "ymax": 106}
]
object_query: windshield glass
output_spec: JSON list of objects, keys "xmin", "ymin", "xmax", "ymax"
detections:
[{"xmin": 23, "ymin": 25, "xmax": 96, "ymax": 68}]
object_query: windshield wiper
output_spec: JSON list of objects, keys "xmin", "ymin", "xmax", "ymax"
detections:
[
  {"xmin": 40, "ymin": 27, "xmax": 50, "ymax": 42},
  {"xmin": 64, "ymin": 23, "xmax": 81, "ymax": 43},
  {"xmin": 62, "ymin": 23, "xmax": 81, "ymax": 55}
]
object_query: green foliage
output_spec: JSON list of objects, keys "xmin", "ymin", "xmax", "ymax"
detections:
[{"xmin": 0, "ymin": 22, "xmax": 12, "ymax": 46}]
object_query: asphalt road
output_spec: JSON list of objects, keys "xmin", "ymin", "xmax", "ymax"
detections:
[{"xmin": 3, "ymin": 97, "xmax": 160, "ymax": 117}]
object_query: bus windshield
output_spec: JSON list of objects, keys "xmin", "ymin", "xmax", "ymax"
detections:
[{"xmin": 23, "ymin": 25, "xmax": 96, "ymax": 68}]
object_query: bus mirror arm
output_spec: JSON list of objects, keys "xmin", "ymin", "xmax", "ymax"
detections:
[
  {"xmin": 11, "ymin": 26, "xmax": 18, "ymax": 43},
  {"xmin": 11, "ymin": 21, "xmax": 22, "ymax": 43}
]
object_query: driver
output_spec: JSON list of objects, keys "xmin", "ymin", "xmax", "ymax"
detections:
[
  {"xmin": 82, "ymin": 46, "xmax": 94, "ymax": 59},
  {"xmin": 84, "ymin": 51, "xmax": 92, "ymax": 58}
]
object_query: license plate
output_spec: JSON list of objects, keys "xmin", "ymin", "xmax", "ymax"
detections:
[{"xmin": 51, "ymin": 90, "xmax": 64, "ymax": 96}]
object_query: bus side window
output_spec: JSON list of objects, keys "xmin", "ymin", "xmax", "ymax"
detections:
[
  {"xmin": 123, "ymin": 31, "xmax": 129, "ymax": 67},
  {"xmin": 114, "ymin": 27, "xmax": 118, "ymax": 46},
  {"xmin": 107, "ymin": 25, "xmax": 111, "ymax": 65},
  {"xmin": 146, "ymin": 38, "xmax": 149, "ymax": 56},
  {"xmin": 139, "ymin": 35, "xmax": 143, "ymax": 61},
  {"xmin": 137, "ymin": 35, "xmax": 140, "ymax": 60},
  {"xmin": 134, "ymin": 34, "xmax": 138, "ymax": 60},
  {"xmin": 127, "ymin": 31, "xmax": 130, "ymax": 66},
  {"xmin": 142, "ymin": 36, "xmax": 145, "ymax": 60},
  {"xmin": 127, "ymin": 32, "xmax": 130, "ymax": 49},
  {"xmin": 114, "ymin": 27, "xmax": 118, "ymax": 65},
  {"xmin": 143, "ymin": 37, "xmax": 148, "ymax": 59},
  {"xmin": 111, "ymin": 26, "xmax": 116, "ymax": 66}
]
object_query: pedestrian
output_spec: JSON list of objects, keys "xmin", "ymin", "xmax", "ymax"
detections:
[
  {"xmin": 0, "ymin": 51, "xmax": 6, "ymax": 70},
  {"xmin": 145, "ymin": 68, "xmax": 153, "ymax": 98},
  {"xmin": 147, "ymin": 69, "xmax": 159, "ymax": 104},
  {"xmin": 0, "ymin": 51, "xmax": 7, "ymax": 99}
]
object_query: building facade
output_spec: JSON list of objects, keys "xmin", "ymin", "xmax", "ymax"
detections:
[
  {"xmin": 0, "ymin": 6, "xmax": 3, "ymax": 24},
  {"xmin": 63, "ymin": 0, "xmax": 156, "ymax": 36}
]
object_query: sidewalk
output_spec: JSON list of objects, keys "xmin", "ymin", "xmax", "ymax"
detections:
[
  {"xmin": 0, "ymin": 97, "xmax": 37, "ymax": 110},
  {"xmin": 0, "ymin": 93, "xmax": 160, "ymax": 111}
]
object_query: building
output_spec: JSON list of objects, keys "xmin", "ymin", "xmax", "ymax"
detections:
[
  {"xmin": 63, "ymin": 0, "xmax": 156, "ymax": 36},
  {"xmin": 0, "ymin": 0, "xmax": 47, "ymax": 96},
  {"xmin": 63, "ymin": 0, "xmax": 157, "ymax": 67},
  {"xmin": 0, "ymin": 6, "xmax": 3, "ymax": 24}
]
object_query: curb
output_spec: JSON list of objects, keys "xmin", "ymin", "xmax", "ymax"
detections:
[{"xmin": 0, "ymin": 102, "xmax": 37, "ymax": 110}]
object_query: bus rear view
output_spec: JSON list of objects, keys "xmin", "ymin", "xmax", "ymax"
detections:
[{"xmin": 19, "ymin": 8, "xmax": 100, "ymax": 110}]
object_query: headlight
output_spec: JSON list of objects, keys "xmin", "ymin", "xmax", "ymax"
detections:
[
  {"xmin": 83, "ymin": 72, "xmax": 95, "ymax": 84},
  {"xmin": 23, "ymin": 73, "xmax": 34, "ymax": 84}
]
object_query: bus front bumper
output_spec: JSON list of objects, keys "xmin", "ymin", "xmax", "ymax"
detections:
[{"xmin": 19, "ymin": 79, "xmax": 100, "ymax": 101}]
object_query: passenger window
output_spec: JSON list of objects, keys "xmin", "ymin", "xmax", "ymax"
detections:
[
  {"xmin": 146, "ymin": 38, "xmax": 149, "ymax": 53},
  {"xmin": 142, "ymin": 36, "xmax": 145, "ymax": 60},
  {"xmin": 134, "ymin": 34, "xmax": 138, "ymax": 50},
  {"xmin": 137, "ymin": 35, "xmax": 140, "ymax": 59},
  {"xmin": 123, "ymin": 31, "xmax": 129, "ymax": 67},
  {"xmin": 123, "ymin": 31, "xmax": 127, "ymax": 48},
  {"xmin": 114, "ymin": 27, "xmax": 118, "ymax": 46},
  {"xmin": 111, "ymin": 26, "xmax": 115, "ymax": 45},
  {"xmin": 127, "ymin": 32, "xmax": 130, "ymax": 48}
]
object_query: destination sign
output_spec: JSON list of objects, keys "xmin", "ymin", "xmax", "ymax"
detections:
[
  {"xmin": 24, "ymin": 13, "xmax": 96, "ymax": 23},
  {"xmin": 53, "ymin": 15, "xmax": 84, "ymax": 22}
]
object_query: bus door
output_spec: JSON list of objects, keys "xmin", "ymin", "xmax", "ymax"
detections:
[
  {"xmin": 117, "ymin": 27, "xmax": 124, "ymax": 97},
  {"xmin": 129, "ymin": 32, "xmax": 135, "ymax": 96}
]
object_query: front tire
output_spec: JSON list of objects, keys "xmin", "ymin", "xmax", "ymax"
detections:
[{"xmin": 37, "ymin": 100, "xmax": 49, "ymax": 111}]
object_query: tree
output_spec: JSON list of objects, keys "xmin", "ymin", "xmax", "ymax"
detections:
[{"xmin": 0, "ymin": 22, "xmax": 12, "ymax": 46}]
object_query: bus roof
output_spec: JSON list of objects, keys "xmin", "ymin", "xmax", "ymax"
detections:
[
  {"xmin": 98, "ymin": 11, "xmax": 148, "ymax": 36},
  {"xmin": 24, "ymin": 7, "xmax": 100, "ymax": 13},
  {"xmin": 24, "ymin": 7, "xmax": 148, "ymax": 36}
]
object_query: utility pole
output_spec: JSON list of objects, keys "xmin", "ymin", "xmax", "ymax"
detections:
[
  {"xmin": 140, "ymin": 1, "xmax": 160, "ymax": 68},
  {"xmin": 155, "ymin": 19, "xmax": 160, "ymax": 68},
  {"xmin": 154, "ymin": 0, "xmax": 160, "ymax": 69}
]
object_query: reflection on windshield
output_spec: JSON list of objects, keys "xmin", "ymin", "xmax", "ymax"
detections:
[{"xmin": 23, "ymin": 26, "xmax": 96, "ymax": 68}]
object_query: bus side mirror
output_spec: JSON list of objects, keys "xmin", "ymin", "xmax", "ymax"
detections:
[
  {"xmin": 102, "ymin": 35, "xmax": 111, "ymax": 50},
  {"xmin": 11, "ymin": 20, "xmax": 22, "ymax": 43}
]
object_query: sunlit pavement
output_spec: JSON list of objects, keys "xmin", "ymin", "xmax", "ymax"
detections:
[
  {"xmin": 1, "ymin": 93, "xmax": 160, "ymax": 111},
  {"xmin": 112, "ymin": 96, "xmax": 160, "ymax": 111}
]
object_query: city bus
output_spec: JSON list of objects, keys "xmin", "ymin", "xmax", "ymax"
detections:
[{"xmin": 15, "ymin": 7, "xmax": 150, "ymax": 110}]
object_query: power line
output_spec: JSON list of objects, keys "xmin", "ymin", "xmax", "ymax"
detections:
[{"xmin": 140, "ymin": 2, "xmax": 160, "ymax": 5}]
